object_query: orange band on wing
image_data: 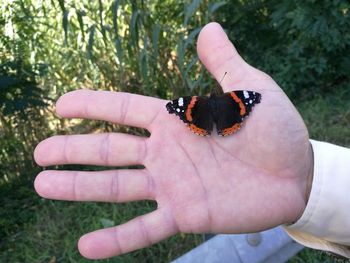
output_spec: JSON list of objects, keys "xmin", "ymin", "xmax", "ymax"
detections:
[
  {"xmin": 229, "ymin": 92, "xmax": 246, "ymax": 116},
  {"xmin": 189, "ymin": 124, "xmax": 209, "ymax": 136},
  {"xmin": 221, "ymin": 123, "xmax": 241, "ymax": 136},
  {"xmin": 185, "ymin": 96, "xmax": 197, "ymax": 122}
]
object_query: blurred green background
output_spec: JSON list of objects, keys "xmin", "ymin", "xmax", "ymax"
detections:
[{"xmin": 1, "ymin": 0, "xmax": 349, "ymax": 262}]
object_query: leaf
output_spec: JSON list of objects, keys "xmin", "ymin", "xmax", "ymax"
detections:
[
  {"xmin": 130, "ymin": 9, "xmax": 139, "ymax": 46},
  {"xmin": 115, "ymin": 36, "xmax": 123, "ymax": 66},
  {"xmin": 152, "ymin": 24, "xmax": 161, "ymax": 60},
  {"xmin": 184, "ymin": 27, "xmax": 201, "ymax": 49},
  {"xmin": 184, "ymin": 56, "xmax": 199, "ymax": 77},
  {"xmin": 209, "ymin": 1, "xmax": 226, "ymax": 15},
  {"xmin": 76, "ymin": 9, "xmax": 85, "ymax": 41},
  {"xmin": 176, "ymin": 34, "xmax": 185, "ymax": 73},
  {"xmin": 184, "ymin": 0, "xmax": 201, "ymax": 26},
  {"xmin": 140, "ymin": 48, "xmax": 148, "ymax": 84},
  {"xmin": 57, "ymin": 0, "xmax": 68, "ymax": 45},
  {"xmin": 98, "ymin": 0, "xmax": 106, "ymax": 44},
  {"xmin": 140, "ymin": 35, "xmax": 149, "ymax": 84},
  {"xmin": 50, "ymin": 0, "xmax": 56, "ymax": 8},
  {"xmin": 112, "ymin": 0, "xmax": 120, "ymax": 35},
  {"xmin": 63, "ymin": 10, "xmax": 69, "ymax": 46},
  {"xmin": 99, "ymin": 218, "xmax": 115, "ymax": 228},
  {"xmin": 58, "ymin": 0, "xmax": 65, "ymax": 12},
  {"xmin": 87, "ymin": 25, "xmax": 95, "ymax": 60}
]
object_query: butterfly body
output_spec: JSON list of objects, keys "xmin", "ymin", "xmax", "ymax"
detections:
[{"xmin": 166, "ymin": 91, "xmax": 261, "ymax": 136}]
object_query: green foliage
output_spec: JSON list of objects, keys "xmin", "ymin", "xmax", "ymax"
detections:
[
  {"xmin": 1, "ymin": 0, "xmax": 224, "ymax": 99},
  {"xmin": 220, "ymin": 0, "xmax": 350, "ymax": 99},
  {"xmin": 0, "ymin": 34, "xmax": 49, "ymax": 183},
  {"xmin": 0, "ymin": 0, "xmax": 349, "ymax": 261}
]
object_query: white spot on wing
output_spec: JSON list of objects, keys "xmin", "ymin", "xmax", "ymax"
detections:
[
  {"xmin": 178, "ymin": 97, "xmax": 184, "ymax": 107},
  {"xmin": 176, "ymin": 108, "xmax": 181, "ymax": 112},
  {"xmin": 249, "ymin": 100, "xmax": 253, "ymax": 104},
  {"xmin": 243, "ymin": 91, "xmax": 249, "ymax": 99}
]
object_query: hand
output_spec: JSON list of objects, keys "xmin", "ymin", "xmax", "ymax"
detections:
[{"xmin": 34, "ymin": 22, "xmax": 313, "ymax": 259}]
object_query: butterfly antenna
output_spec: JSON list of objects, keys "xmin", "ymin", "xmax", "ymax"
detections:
[
  {"xmin": 212, "ymin": 71, "xmax": 227, "ymax": 96},
  {"xmin": 219, "ymin": 72, "xmax": 227, "ymax": 85}
]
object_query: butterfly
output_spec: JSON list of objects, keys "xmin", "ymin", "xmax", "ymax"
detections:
[{"xmin": 166, "ymin": 91, "xmax": 261, "ymax": 136}]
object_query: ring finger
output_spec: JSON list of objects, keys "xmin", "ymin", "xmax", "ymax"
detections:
[{"xmin": 34, "ymin": 169, "xmax": 156, "ymax": 202}]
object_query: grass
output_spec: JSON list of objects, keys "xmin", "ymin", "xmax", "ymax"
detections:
[
  {"xmin": 0, "ymin": 176, "xmax": 202, "ymax": 262},
  {"xmin": 297, "ymin": 89, "xmax": 350, "ymax": 147},
  {"xmin": 1, "ymin": 89, "xmax": 349, "ymax": 262},
  {"xmin": 289, "ymin": 248, "xmax": 348, "ymax": 263}
]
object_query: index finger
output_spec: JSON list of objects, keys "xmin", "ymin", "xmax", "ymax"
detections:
[{"xmin": 56, "ymin": 89, "xmax": 165, "ymax": 130}]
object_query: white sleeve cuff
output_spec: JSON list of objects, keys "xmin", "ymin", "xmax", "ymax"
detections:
[{"xmin": 285, "ymin": 139, "xmax": 350, "ymax": 254}]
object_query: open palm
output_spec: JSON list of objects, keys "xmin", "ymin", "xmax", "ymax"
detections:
[{"xmin": 34, "ymin": 23, "xmax": 313, "ymax": 259}]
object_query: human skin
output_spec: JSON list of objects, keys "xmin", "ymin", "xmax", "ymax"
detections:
[{"xmin": 34, "ymin": 22, "xmax": 313, "ymax": 259}]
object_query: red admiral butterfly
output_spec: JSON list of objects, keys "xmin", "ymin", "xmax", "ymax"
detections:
[{"xmin": 166, "ymin": 91, "xmax": 261, "ymax": 136}]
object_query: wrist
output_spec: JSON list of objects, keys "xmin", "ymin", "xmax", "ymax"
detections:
[
  {"xmin": 289, "ymin": 141, "xmax": 314, "ymax": 225},
  {"xmin": 304, "ymin": 142, "xmax": 314, "ymax": 204}
]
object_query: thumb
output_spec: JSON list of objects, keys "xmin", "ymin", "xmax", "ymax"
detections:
[{"xmin": 197, "ymin": 22, "xmax": 257, "ymax": 92}]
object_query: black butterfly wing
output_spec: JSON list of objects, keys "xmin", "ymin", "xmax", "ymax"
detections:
[
  {"xmin": 215, "ymin": 91, "xmax": 261, "ymax": 136},
  {"xmin": 166, "ymin": 96, "xmax": 213, "ymax": 136},
  {"xmin": 234, "ymin": 90, "xmax": 261, "ymax": 117}
]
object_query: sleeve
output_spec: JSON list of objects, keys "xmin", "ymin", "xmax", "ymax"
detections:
[{"xmin": 284, "ymin": 139, "xmax": 350, "ymax": 258}]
